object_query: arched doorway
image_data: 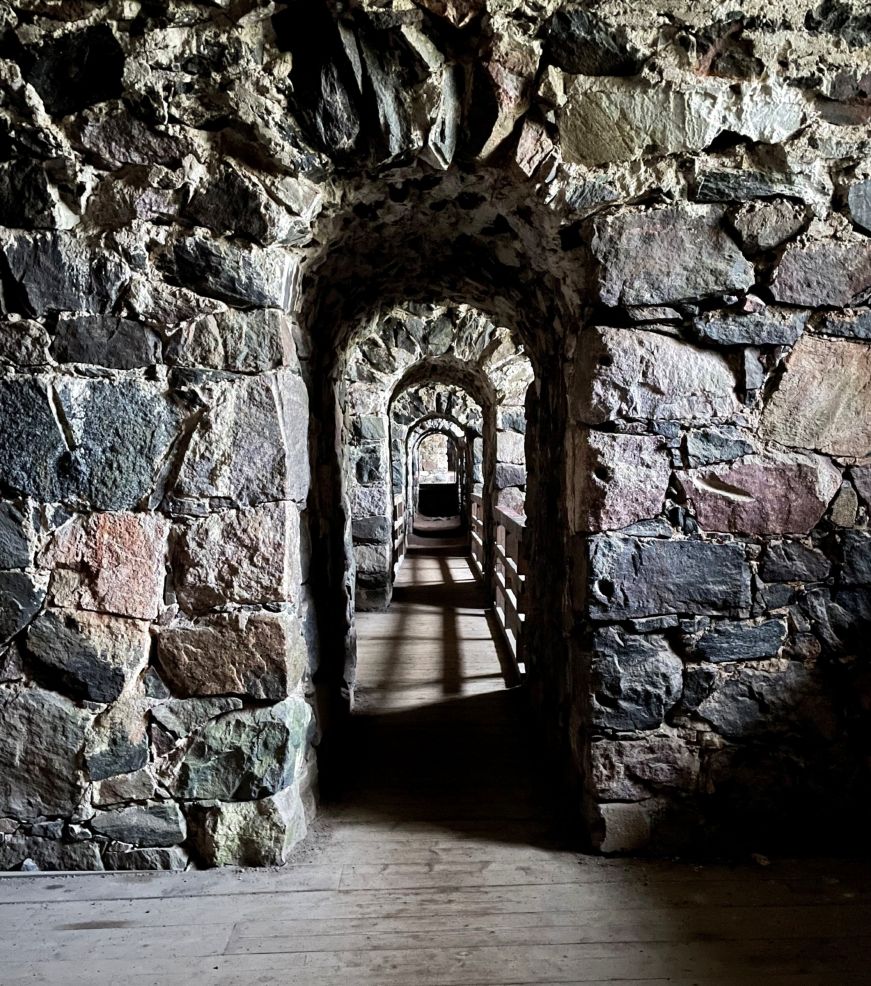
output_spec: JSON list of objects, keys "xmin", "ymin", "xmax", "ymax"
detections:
[{"xmin": 303, "ymin": 285, "xmax": 562, "ymax": 828}]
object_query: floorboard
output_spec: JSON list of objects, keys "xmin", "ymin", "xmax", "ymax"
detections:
[{"xmin": 2, "ymin": 551, "xmax": 869, "ymax": 984}]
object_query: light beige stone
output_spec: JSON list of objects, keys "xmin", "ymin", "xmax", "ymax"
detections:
[
  {"xmin": 157, "ymin": 611, "xmax": 308, "ymax": 700},
  {"xmin": 761, "ymin": 336, "xmax": 871, "ymax": 457},
  {"xmin": 591, "ymin": 732, "xmax": 701, "ymax": 802},
  {"xmin": 830, "ymin": 483, "xmax": 859, "ymax": 527},
  {"xmin": 573, "ymin": 327, "xmax": 741, "ymax": 425},
  {"xmin": 172, "ymin": 501, "xmax": 300, "ymax": 613},
  {"xmin": 598, "ymin": 800, "xmax": 656, "ymax": 853},
  {"xmin": 354, "ymin": 542, "xmax": 392, "ymax": 575},
  {"xmin": 560, "ymin": 76, "xmax": 806, "ymax": 167},
  {"xmin": 188, "ymin": 785, "xmax": 307, "ymax": 867},
  {"xmin": 496, "ymin": 430, "xmax": 525, "ymax": 465}
]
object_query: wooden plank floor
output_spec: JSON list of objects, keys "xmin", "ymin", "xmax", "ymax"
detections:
[{"xmin": 2, "ymin": 550, "xmax": 870, "ymax": 985}]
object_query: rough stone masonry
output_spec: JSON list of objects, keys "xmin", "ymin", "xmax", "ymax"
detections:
[{"xmin": 0, "ymin": 0, "xmax": 869, "ymax": 868}]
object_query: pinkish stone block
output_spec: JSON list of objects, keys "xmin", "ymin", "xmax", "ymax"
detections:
[
  {"xmin": 43, "ymin": 512, "xmax": 169, "ymax": 620},
  {"xmin": 678, "ymin": 451, "xmax": 842, "ymax": 535}
]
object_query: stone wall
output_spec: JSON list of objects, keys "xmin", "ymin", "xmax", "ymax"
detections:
[{"xmin": 0, "ymin": 0, "xmax": 868, "ymax": 867}]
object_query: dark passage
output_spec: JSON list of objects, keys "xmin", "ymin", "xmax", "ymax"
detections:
[
  {"xmin": 417, "ymin": 482, "xmax": 460, "ymax": 518},
  {"xmin": 328, "ymin": 550, "xmax": 561, "ymax": 848}
]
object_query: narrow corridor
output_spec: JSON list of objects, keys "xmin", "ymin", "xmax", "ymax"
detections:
[{"xmin": 329, "ymin": 550, "xmax": 558, "ymax": 845}]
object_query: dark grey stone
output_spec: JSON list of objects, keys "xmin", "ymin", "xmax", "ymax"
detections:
[
  {"xmin": 19, "ymin": 24, "xmax": 124, "ymax": 118},
  {"xmin": 691, "ymin": 618, "xmax": 787, "ymax": 663},
  {"xmin": 85, "ymin": 706, "xmax": 150, "ymax": 782},
  {"xmin": 588, "ymin": 536, "xmax": 751, "ymax": 619},
  {"xmin": 0, "ymin": 161, "xmax": 56, "ymax": 228},
  {"xmin": 848, "ymin": 179, "xmax": 871, "ymax": 234},
  {"xmin": 806, "ymin": 5, "xmax": 871, "ymax": 48},
  {"xmin": 685, "ymin": 427, "xmax": 754, "ymax": 467},
  {"xmin": 54, "ymin": 378, "xmax": 185, "ymax": 510},
  {"xmin": 692, "ymin": 309, "xmax": 807, "ymax": 346},
  {"xmin": 25, "ymin": 611, "xmax": 140, "ymax": 704},
  {"xmin": 563, "ymin": 177, "xmax": 620, "ymax": 214},
  {"xmin": 171, "ymin": 699, "xmax": 308, "ymax": 801},
  {"xmin": 544, "ymin": 7, "xmax": 639, "ymax": 75},
  {"xmin": 591, "ymin": 627, "xmax": 683, "ymax": 731},
  {"xmin": 696, "ymin": 674, "xmax": 769, "ymax": 738},
  {"xmin": 52, "ymin": 315, "xmax": 162, "ymax": 369},
  {"xmin": 697, "ymin": 664, "xmax": 832, "ymax": 741},
  {"xmin": 76, "ymin": 101, "xmax": 197, "ymax": 170},
  {"xmin": 759, "ymin": 541, "xmax": 831, "ymax": 583},
  {"xmin": 742, "ymin": 348, "xmax": 766, "ymax": 391},
  {"xmin": 771, "ymin": 237, "xmax": 871, "ymax": 307},
  {"xmin": 28, "ymin": 819, "xmax": 64, "ymax": 839},
  {"xmin": 151, "ymin": 697, "xmax": 243, "ymax": 739},
  {"xmin": 0, "ymin": 572, "xmax": 44, "ymax": 644},
  {"xmin": 494, "ymin": 463, "xmax": 526, "ymax": 489},
  {"xmin": 355, "ymin": 446, "xmax": 384, "ymax": 484},
  {"xmin": 827, "ymin": 587, "xmax": 871, "ymax": 648},
  {"xmin": 0, "ymin": 686, "xmax": 90, "ymax": 819},
  {"xmin": 0, "ymin": 836, "xmax": 102, "ymax": 872},
  {"xmin": 693, "ymin": 170, "xmax": 809, "ymax": 203},
  {"xmin": 85, "ymin": 736, "xmax": 149, "ymax": 783},
  {"xmin": 424, "ymin": 316, "xmax": 453, "ymax": 355},
  {"xmin": 0, "ymin": 503, "xmax": 31, "ymax": 569},
  {"xmin": 500, "ymin": 409, "xmax": 526, "ymax": 434},
  {"xmin": 276, "ymin": 3, "xmax": 363, "ymax": 156},
  {"xmin": 843, "ymin": 533, "xmax": 871, "ymax": 585},
  {"xmin": 0, "ymin": 232, "xmax": 128, "ymax": 316},
  {"xmin": 730, "ymin": 199, "xmax": 807, "ymax": 254},
  {"xmin": 354, "ymin": 415, "xmax": 386, "ymax": 441},
  {"xmin": 0, "ymin": 319, "xmax": 51, "ymax": 366},
  {"xmin": 816, "ymin": 309, "xmax": 871, "ymax": 340},
  {"xmin": 172, "ymin": 236, "xmax": 297, "ymax": 310},
  {"xmin": 618, "ymin": 518, "xmax": 674, "ymax": 538},
  {"xmin": 170, "ymin": 370, "xmax": 309, "ymax": 510},
  {"xmin": 352, "ymin": 516, "xmax": 391, "ymax": 544},
  {"xmin": 91, "ymin": 803, "xmax": 187, "ymax": 848},
  {"xmin": 143, "ymin": 668, "xmax": 172, "ymax": 700},
  {"xmin": 165, "ymin": 309, "xmax": 296, "ymax": 373},
  {"xmin": 0, "ymin": 378, "xmax": 67, "ymax": 501},
  {"xmin": 626, "ymin": 615, "xmax": 680, "ymax": 632},
  {"xmin": 678, "ymin": 665, "xmax": 718, "ymax": 712},
  {"xmin": 185, "ymin": 165, "xmax": 280, "ymax": 245},
  {"xmin": 757, "ymin": 582, "xmax": 795, "ymax": 610},
  {"xmin": 592, "ymin": 206, "xmax": 753, "ymax": 306},
  {"xmin": 103, "ymin": 846, "xmax": 188, "ymax": 871}
]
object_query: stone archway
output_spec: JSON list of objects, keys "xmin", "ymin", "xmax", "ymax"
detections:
[
  {"xmin": 1, "ymin": 0, "xmax": 869, "ymax": 870},
  {"xmin": 407, "ymin": 420, "xmax": 469, "ymax": 532},
  {"xmin": 304, "ymin": 291, "xmax": 558, "ymax": 749}
]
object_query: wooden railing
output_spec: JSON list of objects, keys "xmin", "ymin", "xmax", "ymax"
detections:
[
  {"xmin": 493, "ymin": 505, "xmax": 526, "ymax": 672},
  {"xmin": 469, "ymin": 493, "xmax": 526, "ymax": 676},
  {"xmin": 393, "ymin": 493, "xmax": 406, "ymax": 578},
  {"xmin": 470, "ymin": 492, "xmax": 485, "ymax": 580}
]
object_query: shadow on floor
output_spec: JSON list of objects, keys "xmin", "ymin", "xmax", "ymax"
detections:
[
  {"xmin": 331, "ymin": 688, "xmax": 567, "ymax": 850},
  {"xmin": 325, "ymin": 552, "xmax": 567, "ymax": 850}
]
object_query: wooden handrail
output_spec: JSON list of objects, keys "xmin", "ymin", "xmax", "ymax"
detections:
[
  {"xmin": 469, "ymin": 494, "xmax": 526, "ymax": 676},
  {"xmin": 392, "ymin": 494, "xmax": 406, "ymax": 578},
  {"xmin": 469, "ymin": 492, "xmax": 485, "ymax": 580}
]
